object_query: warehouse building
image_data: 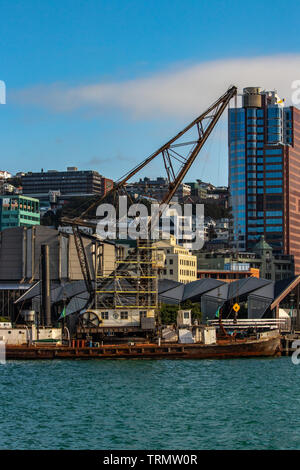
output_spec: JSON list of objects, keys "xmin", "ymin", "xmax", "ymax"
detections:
[
  {"xmin": 0, "ymin": 225, "xmax": 116, "ymax": 323},
  {"xmin": 159, "ymin": 276, "xmax": 300, "ymax": 324}
]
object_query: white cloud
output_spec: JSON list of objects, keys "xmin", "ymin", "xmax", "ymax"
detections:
[{"xmin": 12, "ymin": 54, "xmax": 300, "ymax": 118}]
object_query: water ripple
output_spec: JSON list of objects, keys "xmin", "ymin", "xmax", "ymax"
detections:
[{"xmin": 0, "ymin": 357, "xmax": 299, "ymax": 449}]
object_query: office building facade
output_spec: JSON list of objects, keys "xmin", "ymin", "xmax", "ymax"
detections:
[
  {"xmin": 22, "ymin": 168, "xmax": 113, "ymax": 198},
  {"xmin": 155, "ymin": 236, "xmax": 197, "ymax": 284},
  {"xmin": 228, "ymin": 86, "xmax": 300, "ymax": 273}
]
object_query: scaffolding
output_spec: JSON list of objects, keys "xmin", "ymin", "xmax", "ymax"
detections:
[{"xmin": 95, "ymin": 239, "xmax": 158, "ymax": 312}]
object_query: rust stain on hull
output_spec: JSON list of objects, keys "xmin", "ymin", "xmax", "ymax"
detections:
[{"xmin": 5, "ymin": 336, "xmax": 281, "ymax": 360}]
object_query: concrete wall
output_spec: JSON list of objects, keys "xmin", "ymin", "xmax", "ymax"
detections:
[
  {"xmin": 0, "ymin": 226, "xmax": 115, "ymax": 283},
  {"xmin": 32, "ymin": 226, "xmax": 60, "ymax": 280},
  {"xmin": 0, "ymin": 226, "xmax": 61, "ymax": 281},
  {"xmin": 0, "ymin": 228, "xmax": 24, "ymax": 280},
  {"xmin": 68, "ymin": 235, "xmax": 86, "ymax": 280},
  {"xmin": 102, "ymin": 243, "xmax": 116, "ymax": 277}
]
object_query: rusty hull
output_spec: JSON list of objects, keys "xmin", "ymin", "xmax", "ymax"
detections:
[{"xmin": 5, "ymin": 335, "xmax": 281, "ymax": 360}]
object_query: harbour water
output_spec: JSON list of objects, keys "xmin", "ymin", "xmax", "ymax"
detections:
[{"xmin": 1, "ymin": 357, "xmax": 300, "ymax": 450}]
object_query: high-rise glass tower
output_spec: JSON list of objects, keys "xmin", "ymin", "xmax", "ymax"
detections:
[{"xmin": 229, "ymin": 87, "xmax": 300, "ymax": 273}]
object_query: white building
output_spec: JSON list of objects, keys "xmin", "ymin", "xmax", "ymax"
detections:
[{"xmin": 0, "ymin": 171, "xmax": 12, "ymax": 180}]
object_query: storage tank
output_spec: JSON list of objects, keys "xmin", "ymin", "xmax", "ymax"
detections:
[{"xmin": 242, "ymin": 87, "xmax": 262, "ymax": 108}]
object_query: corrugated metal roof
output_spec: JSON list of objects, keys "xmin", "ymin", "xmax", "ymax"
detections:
[
  {"xmin": 159, "ymin": 284, "xmax": 185, "ymax": 305},
  {"xmin": 15, "ymin": 280, "xmax": 88, "ymax": 303},
  {"xmin": 201, "ymin": 282, "xmax": 229, "ymax": 301},
  {"xmin": 202, "ymin": 277, "xmax": 272, "ymax": 302},
  {"xmin": 227, "ymin": 277, "xmax": 271, "ymax": 300},
  {"xmin": 248, "ymin": 281, "xmax": 275, "ymax": 301},
  {"xmin": 182, "ymin": 278, "xmax": 224, "ymax": 301},
  {"xmin": 158, "ymin": 279, "xmax": 182, "ymax": 294},
  {"xmin": 14, "ymin": 275, "xmax": 300, "ymax": 318},
  {"xmin": 0, "ymin": 282, "xmax": 33, "ymax": 290},
  {"xmin": 159, "ymin": 278, "xmax": 225, "ymax": 304},
  {"xmin": 65, "ymin": 291, "xmax": 90, "ymax": 315}
]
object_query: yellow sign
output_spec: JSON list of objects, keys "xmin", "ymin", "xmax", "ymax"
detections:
[{"xmin": 233, "ymin": 303, "xmax": 240, "ymax": 313}]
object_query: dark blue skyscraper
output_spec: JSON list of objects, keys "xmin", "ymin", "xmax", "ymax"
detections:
[{"xmin": 228, "ymin": 87, "xmax": 296, "ymax": 265}]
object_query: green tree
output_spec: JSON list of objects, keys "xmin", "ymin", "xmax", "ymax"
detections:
[
  {"xmin": 160, "ymin": 304, "xmax": 179, "ymax": 325},
  {"xmin": 181, "ymin": 300, "xmax": 202, "ymax": 323},
  {"xmin": 160, "ymin": 301, "xmax": 202, "ymax": 325}
]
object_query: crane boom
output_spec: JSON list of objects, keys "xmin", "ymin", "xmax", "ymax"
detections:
[
  {"xmin": 64, "ymin": 85, "xmax": 237, "ymax": 225},
  {"xmin": 63, "ymin": 85, "xmax": 237, "ymax": 302}
]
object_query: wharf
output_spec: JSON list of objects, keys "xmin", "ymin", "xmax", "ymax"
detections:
[{"xmin": 281, "ymin": 333, "xmax": 300, "ymax": 356}]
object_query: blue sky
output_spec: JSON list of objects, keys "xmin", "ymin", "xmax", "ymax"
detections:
[{"xmin": 2, "ymin": 0, "xmax": 300, "ymax": 184}]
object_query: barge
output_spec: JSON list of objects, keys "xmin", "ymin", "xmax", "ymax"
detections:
[{"xmin": 5, "ymin": 331, "xmax": 281, "ymax": 360}]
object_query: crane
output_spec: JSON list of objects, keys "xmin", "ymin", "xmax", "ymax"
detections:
[{"xmin": 61, "ymin": 85, "xmax": 237, "ymax": 312}]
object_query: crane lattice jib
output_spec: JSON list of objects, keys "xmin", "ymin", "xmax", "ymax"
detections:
[
  {"xmin": 64, "ymin": 85, "xmax": 237, "ymax": 226},
  {"xmin": 63, "ymin": 85, "xmax": 237, "ymax": 299}
]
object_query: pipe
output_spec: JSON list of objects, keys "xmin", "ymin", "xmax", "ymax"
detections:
[{"xmin": 41, "ymin": 244, "xmax": 51, "ymax": 326}]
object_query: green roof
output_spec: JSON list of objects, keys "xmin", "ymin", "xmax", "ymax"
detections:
[{"xmin": 253, "ymin": 235, "xmax": 273, "ymax": 252}]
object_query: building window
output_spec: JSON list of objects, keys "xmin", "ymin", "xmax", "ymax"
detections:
[
  {"xmin": 265, "ymin": 157, "xmax": 282, "ymax": 164},
  {"xmin": 265, "ymin": 149, "xmax": 282, "ymax": 155},
  {"xmin": 265, "ymin": 164, "xmax": 282, "ymax": 171},
  {"xmin": 266, "ymin": 187, "xmax": 282, "ymax": 194},
  {"xmin": 266, "ymin": 218, "xmax": 283, "ymax": 225},
  {"xmin": 247, "ymin": 109, "xmax": 256, "ymax": 117},
  {"xmin": 266, "ymin": 226, "xmax": 282, "ymax": 232}
]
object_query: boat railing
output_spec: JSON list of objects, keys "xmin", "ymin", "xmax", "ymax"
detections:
[{"xmin": 208, "ymin": 318, "xmax": 289, "ymax": 331}]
